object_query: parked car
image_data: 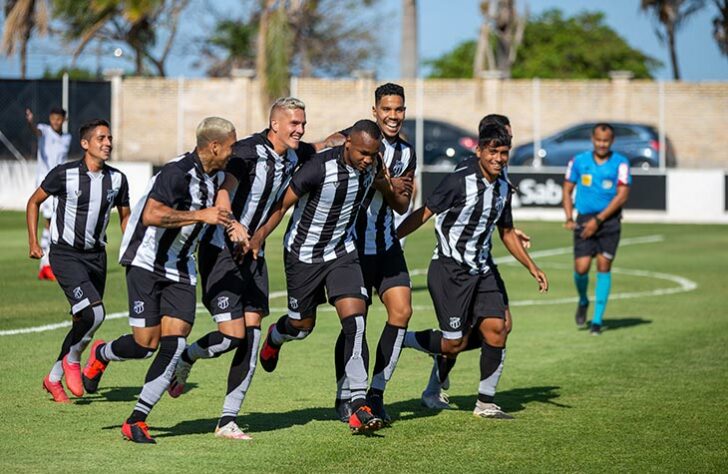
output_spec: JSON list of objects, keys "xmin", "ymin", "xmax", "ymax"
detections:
[
  {"xmin": 509, "ymin": 122, "xmax": 677, "ymax": 170},
  {"xmin": 399, "ymin": 119, "xmax": 477, "ymax": 168}
]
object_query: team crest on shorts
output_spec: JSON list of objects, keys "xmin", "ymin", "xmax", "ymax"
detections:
[
  {"xmin": 449, "ymin": 317, "xmax": 461, "ymax": 329},
  {"xmin": 73, "ymin": 286, "xmax": 84, "ymax": 299},
  {"xmin": 217, "ymin": 296, "xmax": 230, "ymax": 310},
  {"xmin": 133, "ymin": 300, "xmax": 145, "ymax": 315},
  {"xmin": 289, "ymin": 296, "xmax": 299, "ymax": 310}
]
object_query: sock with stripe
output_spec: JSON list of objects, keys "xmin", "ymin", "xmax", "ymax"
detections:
[
  {"xmin": 334, "ymin": 331, "xmax": 350, "ymax": 401},
  {"xmin": 48, "ymin": 305, "xmax": 104, "ymax": 382},
  {"xmin": 593, "ymin": 271, "xmax": 612, "ymax": 326},
  {"xmin": 403, "ymin": 329, "xmax": 442, "ymax": 355},
  {"xmin": 40, "ymin": 227, "xmax": 50, "ymax": 267},
  {"xmin": 219, "ymin": 326, "xmax": 261, "ymax": 427},
  {"xmin": 340, "ymin": 315, "xmax": 369, "ymax": 409},
  {"xmin": 269, "ymin": 315, "xmax": 309, "ymax": 347},
  {"xmin": 477, "ymin": 343, "xmax": 506, "ymax": 403},
  {"xmin": 182, "ymin": 330, "xmax": 242, "ymax": 364},
  {"xmin": 98, "ymin": 334, "xmax": 155, "ymax": 363},
  {"xmin": 574, "ymin": 271, "xmax": 589, "ymax": 306},
  {"xmin": 128, "ymin": 336, "xmax": 185, "ymax": 423},
  {"xmin": 369, "ymin": 323, "xmax": 407, "ymax": 395}
]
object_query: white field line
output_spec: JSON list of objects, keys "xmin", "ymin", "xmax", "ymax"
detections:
[{"xmin": 0, "ymin": 234, "xmax": 693, "ymax": 336}]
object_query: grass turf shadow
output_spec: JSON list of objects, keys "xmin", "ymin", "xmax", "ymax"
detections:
[
  {"xmin": 579, "ymin": 317, "xmax": 652, "ymax": 332},
  {"xmin": 75, "ymin": 383, "xmax": 199, "ymax": 404}
]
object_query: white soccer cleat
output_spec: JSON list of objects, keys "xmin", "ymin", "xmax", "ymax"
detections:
[
  {"xmin": 167, "ymin": 358, "xmax": 192, "ymax": 398},
  {"xmin": 421, "ymin": 390, "xmax": 452, "ymax": 410},
  {"xmin": 214, "ymin": 421, "xmax": 252, "ymax": 440},
  {"xmin": 473, "ymin": 401, "xmax": 514, "ymax": 419}
]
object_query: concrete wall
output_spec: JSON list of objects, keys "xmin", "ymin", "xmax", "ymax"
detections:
[{"xmin": 114, "ymin": 76, "xmax": 728, "ymax": 168}]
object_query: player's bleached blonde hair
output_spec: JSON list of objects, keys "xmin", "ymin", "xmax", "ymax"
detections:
[
  {"xmin": 196, "ymin": 117, "xmax": 236, "ymax": 148},
  {"xmin": 269, "ymin": 97, "xmax": 306, "ymax": 123}
]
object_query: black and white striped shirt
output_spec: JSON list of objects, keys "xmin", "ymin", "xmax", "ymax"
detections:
[
  {"xmin": 201, "ymin": 130, "xmax": 316, "ymax": 250},
  {"xmin": 355, "ymin": 134, "xmax": 416, "ymax": 255},
  {"xmin": 119, "ymin": 152, "xmax": 224, "ymax": 285},
  {"xmin": 426, "ymin": 158, "xmax": 513, "ymax": 275},
  {"xmin": 284, "ymin": 146, "xmax": 376, "ymax": 264},
  {"xmin": 41, "ymin": 159, "xmax": 129, "ymax": 252}
]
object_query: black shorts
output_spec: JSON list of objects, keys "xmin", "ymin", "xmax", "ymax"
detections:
[
  {"xmin": 427, "ymin": 257, "xmax": 506, "ymax": 340},
  {"xmin": 125, "ymin": 265, "xmax": 196, "ymax": 328},
  {"xmin": 49, "ymin": 244, "xmax": 106, "ymax": 315},
  {"xmin": 198, "ymin": 242, "xmax": 269, "ymax": 323},
  {"xmin": 285, "ymin": 250, "xmax": 367, "ymax": 319},
  {"xmin": 359, "ymin": 245, "xmax": 411, "ymax": 305},
  {"xmin": 574, "ymin": 213, "xmax": 622, "ymax": 260}
]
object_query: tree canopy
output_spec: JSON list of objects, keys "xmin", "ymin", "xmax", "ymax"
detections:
[{"xmin": 426, "ymin": 9, "xmax": 663, "ymax": 79}]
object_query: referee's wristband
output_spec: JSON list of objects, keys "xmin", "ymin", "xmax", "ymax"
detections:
[{"xmin": 594, "ymin": 216, "xmax": 603, "ymax": 226}]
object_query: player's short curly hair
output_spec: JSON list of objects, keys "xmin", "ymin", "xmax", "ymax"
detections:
[{"xmin": 374, "ymin": 83, "xmax": 405, "ymax": 104}]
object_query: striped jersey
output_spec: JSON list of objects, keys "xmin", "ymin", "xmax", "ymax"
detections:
[
  {"xmin": 284, "ymin": 146, "xmax": 377, "ymax": 264},
  {"xmin": 201, "ymin": 130, "xmax": 316, "ymax": 250},
  {"xmin": 40, "ymin": 159, "xmax": 129, "ymax": 252},
  {"xmin": 426, "ymin": 158, "xmax": 513, "ymax": 275},
  {"xmin": 119, "ymin": 152, "xmax": 224, "ymax": 285},
  {"xmin": 35, "ymin": 124, "xmax": 72, "ymax": 186}
]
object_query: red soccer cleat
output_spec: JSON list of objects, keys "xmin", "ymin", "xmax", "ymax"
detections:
[
  {"xmin": 82, "ymin": 340, "xmax": 108, "ymax": 394},
  {"xmin": 259, "ymin": 325, "xmax": 281, "ymax": 373},
  {"xmin": 122, "ymin": 421, "xmax": 156, "ymax": 444},
  {"xmin": 43, "ymin": 375, "xmax": 70, "ymax": 403},
  {"xmin": 38, "ymin": 265, "xmax": 56, "ymax": 282},
  {"xmin": 62, "ymin": 355, "xmax": 84, "ymax": 397}
]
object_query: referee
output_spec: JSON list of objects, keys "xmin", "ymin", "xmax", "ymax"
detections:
[{"xmin": 26, "ymin": 119, "xmax": 130, "ymax": 403}]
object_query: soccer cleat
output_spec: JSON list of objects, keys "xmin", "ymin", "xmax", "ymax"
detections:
[
  {"xmin": 575, "ymin": 303, "xmax": 589, "ymax": 328},
  {"xmin": 348, "ymin": 405, "xmax": 383, "ymax": 434},
  {"xmin": 473, "ymin": 401, "xmax": 514, "ymax": 419},
  {"xmin": 421, "ymin": 390, "xmax": 452, "ymax": 410},
  {"xmin": 590, "ymin": 323, "xmax": 602, "ymax": 336},
  {"xmin": 335, "ymin": 398, "xmax": 353, "ymax": 423},
  {"xmin": 167, "ymin": 357, "xmax": 192, "ymax": 398},
  {"xmin": 43, "ymin": 375, "xmax": 70, "ymax": 403},
  {"xmin": 259, "ymin": 325, "xmax": 281, "ymax": 373},
  {"xmin": 82, "ymin": 340, "xmax": 108, "ymax": 394},
  {"xmin": 121, "ymin": 421, "xmax": 156, "ymax": 444},
  {"xmin": 214, "ymin": 421, "xmax": 252, "ymax": 440},
  {"xmin": 38, "ymin": 265, "xmax": 56, "ymax": 281},
  {"xmin": 62, "ymin": 355, "xmax": 84, "ymax": 397},
  {"xmin": 367, "ymin": 393, "xmax": 392, "ymax": 426}
]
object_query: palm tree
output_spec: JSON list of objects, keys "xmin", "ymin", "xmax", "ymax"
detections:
[
  {"xmin": 1, "ymin": 0, "xmax": 50, "ymax": 78},
  {"xmin": 640, "ymin": 0, "xmax": 706, "ymax": 80},
  {"xmin": 713, "ymin": 0, "xmax": 728, "ymax": 55}
]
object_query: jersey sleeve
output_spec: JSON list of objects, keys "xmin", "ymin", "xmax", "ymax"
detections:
[
  {"xmin": 148, "ymin": 166, "xmax": 187, "ymax": 207},
  {"xmin": 37, "ymin": 123, "xmax": 50, "ymax": 138},
  {"xmin": 39, "ymin": 164, "xmax": 64, "ymax": 195},
  {"xmin": 403, "ymin": 146, "xmax": 417, "ymax": 176},
  {"xmin": 296, "ymin": 141, "xmax": 318, "ymax": 165},
  {"xmin": 425, "ymin": 173, "xmax": 461, "ymax": 214},
  {"xmin": 565, "ymin": 157, "xmax": 579, "ymax": 183},
  {"xmin": 290, "ymin": 158, "xmax": 324, "ymax": 197},
  {"xmin": 116, "ymin": 173, "xmax": 131, "ymax": 207},
  {"xmin": 496, "ymin": 192, "xmax": 514, "ymax": 229},
  {"xmin": 617, "ymin": 160, "xmax": 632, "ymax": 186}
]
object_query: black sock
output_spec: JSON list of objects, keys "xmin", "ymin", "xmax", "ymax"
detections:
[
  {"xmin": 219, "ymin": 326, "xmax": 261, "ymax": 427},
  {"xmin": 404, "ymin": 329, "xmax": 442, "ymax": 355},
  {"xmin": 464, "ymin": 331, "xmax": 482, "ymax": 352},
  {"xmin": 478, "ymin": 342, "xmax": 505, "ymax": 403},
  {"xmin": 184, "ymin": 330, "xmax": 242, "ymax": 363},
  {"xmin": 100, "ymin": 334, "xmax": 155, "ymax": 363},
  {"xmin": 56, "ymin": 305, "xmax": 96, "ymax": 362},
  {"xmin": 436, "ymin": 355, "xmax": 457, "ymax": 384},
  {"xmin": 341, "ymin": 315, "xmax": 369, "ymax": 404},
  {"xmin": 370, "ymin": 323, "xmax": 407, "ymax": 395},
  {"xmin": 334, "ymin": 330, "xmax": 346, "ymax": 397}
]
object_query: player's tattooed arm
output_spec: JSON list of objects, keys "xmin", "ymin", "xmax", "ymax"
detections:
[
  {"xmin": 143, "ymin": 198, "xmax": 231, "ymax": 228},
  {"xmin": 396, "ymin": 205, "xmax": 434, "ymax": 239},
  {"xmin": 26, "ymin": 187, "xmax": 49, "ymax": 258}
]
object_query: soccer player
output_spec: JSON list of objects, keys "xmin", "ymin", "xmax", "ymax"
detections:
[
  {"xmin": 26, "ymin": 119, "xmax": 130, "ymax": 403},
  {"xmin": 322, "ymin": 83, "xmax": 416, "ymax": 425},
  {"xmin": 562, "ymin": 123, "xmax": 631, "ymax": 335},
  {"xmin": 397, "ymin": 123, "xmax": 548, "ymax": 419},
  {"xmin": 250, "ymin": 119, "xmax": 384, "ymax": 434},
  {"xmin": 417, "ymin": 113, "xmax": 531, "ymax": 409},
  {"xmin": 82, "ymin": 117, "xmax": 236, "ymax": 444},
  {"xmin": 26, "ymin": 107, "xmax": 72, "ymax": 281},
  {"xmin": 166, "ymin": 97, "xmax": 316, "ymax": 440}
]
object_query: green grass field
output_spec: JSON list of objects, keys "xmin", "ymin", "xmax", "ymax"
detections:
[{"xmin": 1, "ymin": 210, "xmax": 726, "ymax": 472}]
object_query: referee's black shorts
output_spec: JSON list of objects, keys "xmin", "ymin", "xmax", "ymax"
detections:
[
  {"xmin": 49, "ymin": 244, "xmax": 106, "ymax": 315},
  {"xmin": 574, "ymin": 213, "xmax": 622, "ymax": 260}
]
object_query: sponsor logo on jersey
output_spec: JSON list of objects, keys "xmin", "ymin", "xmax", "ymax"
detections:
[
  {"xmin": 581, "ymin": 174, "xmax": 592, "ymax": 186},
  {"xmin": 602, "ymin": 179, "xmax": 614, "ymax": 190}
]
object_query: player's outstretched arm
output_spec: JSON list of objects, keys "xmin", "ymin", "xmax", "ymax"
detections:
[
  {"xmin": 396, "ymin": 205, "xmax": 433, "ymax": 239},
  {"xmin": 142, "ymin": 198, "xmax": 231, "ymax": 228},
  {"xmin": 247, "ymin": 185, "xmax": 300, "ymax": 259},
  {"xmin": 25, "ymin": 108, "xmax": 40, "ymax": 137},
  {"xmin": 26, "ymin": 187, "xmax": 49, "ymax": 259},
  {"xmin": 500, "ymin": 226, "xmax": 548, "ymax": 293}
]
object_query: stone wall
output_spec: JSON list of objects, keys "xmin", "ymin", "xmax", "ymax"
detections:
[{"xmin": 115, "ymin": 76, "xmax": 728, "ymax": 168}]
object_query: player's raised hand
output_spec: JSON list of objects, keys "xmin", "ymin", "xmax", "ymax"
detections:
[
  {"xmin": 514, "ymin": 228, "xmax": 531, "ymax": 249},
  {"xmin": 198, "ymin": 207, "xmax": 232, "ymax": 226},
  {"xmin": 29, "ymin": 242, "xmax": 43, "ymax": 259},
  {"xmin": 530, "ymin": 266, "xmax": 549, "ymax": 293}
]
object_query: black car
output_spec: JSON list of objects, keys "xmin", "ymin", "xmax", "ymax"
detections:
[
  {"xmin": 509, "ymin": 122, "xmax": 677, "ymax": 170},
  {"xmin": 399, "ymin": 119, "xmax": 477, "ymax": 168}
]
